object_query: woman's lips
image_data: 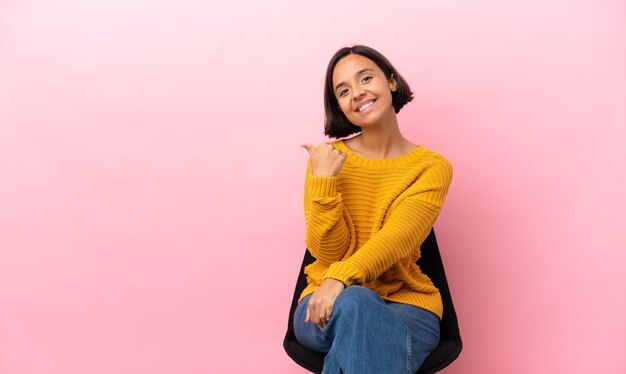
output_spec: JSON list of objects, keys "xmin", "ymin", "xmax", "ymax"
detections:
[{"xmin": 356, "ymin": 99, "xmax": 376, "ymax": 113}]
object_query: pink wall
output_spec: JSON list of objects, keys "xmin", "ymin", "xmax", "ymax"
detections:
[{"xmin": 1, "ymin": 1, "xmax": 625, "ymax": 373}]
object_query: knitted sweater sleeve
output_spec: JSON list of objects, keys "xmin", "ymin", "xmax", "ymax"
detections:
[
  {"xmin": 323, "ymin": 156, "xmax": 453, "ymax": 285},
  {"xmin": 303, "ymin": 162, "xmax": 354, "ymax": 264}
]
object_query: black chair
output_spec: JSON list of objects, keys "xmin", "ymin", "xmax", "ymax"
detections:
[{"xmin": 283, "ymin": 229, "xmax": 462, "ymax": 373}]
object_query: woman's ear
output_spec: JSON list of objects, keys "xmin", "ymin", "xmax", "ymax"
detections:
[{"xmin": 389, "ymin": 74, "xmax": 398, "ymax": 92}]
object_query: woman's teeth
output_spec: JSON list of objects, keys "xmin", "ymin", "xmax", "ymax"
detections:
[{"xmin": 358, "ymin": 101, "xmax": 374, "ymax": 112}]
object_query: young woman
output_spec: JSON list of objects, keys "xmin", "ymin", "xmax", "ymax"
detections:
[{"xmin": 294, "ymin": 45, "xmax": 453, "ymax": 373}]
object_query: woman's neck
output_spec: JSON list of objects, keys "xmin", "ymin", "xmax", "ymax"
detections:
[{"xmin": 346, "ymin": 126, "xmax": 416, "ymax": 160}]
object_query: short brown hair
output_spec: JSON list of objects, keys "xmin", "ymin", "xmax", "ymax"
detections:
[{"xmin": 324, "ymin": 45, "xmax": 414, "ymax": 138}]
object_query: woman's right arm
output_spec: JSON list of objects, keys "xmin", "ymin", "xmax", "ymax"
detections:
[{"xmin": 302, "ymin": 144, "xmax": 353, "ymax": 264}]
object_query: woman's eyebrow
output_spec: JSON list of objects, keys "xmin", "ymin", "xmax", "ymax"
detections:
[{"xmin": 334, "ymin": 68, "xmax": 376, "ymax": 91}]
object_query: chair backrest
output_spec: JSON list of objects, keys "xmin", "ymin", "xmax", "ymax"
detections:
[
  {"xmin": 284, "ymin": 228, "xmax": 462, "ymax": 374},
  {"xmin": 417, "ymin": 229, "xmax": 461, "ymax": 343}
]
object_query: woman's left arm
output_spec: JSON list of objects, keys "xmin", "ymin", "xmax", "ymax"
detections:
[{"xmin": 322, "ymin": 156, "xmax": 453, "ymax": 286}]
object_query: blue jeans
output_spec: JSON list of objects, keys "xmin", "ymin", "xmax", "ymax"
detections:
[{"xmin": 294, "ymin": 286, "xmax": 440, "ymax": 374}]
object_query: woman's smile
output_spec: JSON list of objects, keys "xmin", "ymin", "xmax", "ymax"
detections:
[{"xmin": 355, "ymin": 99, "xmax": 376, "ymax": 113}]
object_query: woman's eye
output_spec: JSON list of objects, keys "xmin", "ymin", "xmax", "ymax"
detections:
[
  {"xmin": 362, "ymin": 76, "xmax": 372, "ymax": 83},
  {"xmin": 339, "ymin": 89, "xmax": 349, "ymax": 97}
]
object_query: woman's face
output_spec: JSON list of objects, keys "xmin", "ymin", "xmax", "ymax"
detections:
[{"xmin": 332, "ymin": 54, "xmax": 397, "ymax": 128}]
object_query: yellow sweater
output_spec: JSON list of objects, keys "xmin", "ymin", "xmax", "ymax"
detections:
[{"xmin": 299, "ymin": 140, "xmax": 453, "ymax": 319}]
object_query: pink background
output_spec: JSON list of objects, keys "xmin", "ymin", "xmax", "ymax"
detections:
[{"xmin": 1, "ymin": 1, "xmax": 625, "ymax": 373}]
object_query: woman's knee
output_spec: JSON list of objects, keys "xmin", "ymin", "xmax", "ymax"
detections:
[{"xmin": 333, "ymin": 285, "xmax": 383, "ymax": 315}]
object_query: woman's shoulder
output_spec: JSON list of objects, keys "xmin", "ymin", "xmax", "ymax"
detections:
[
  {"xmin": 417, "ymin": 150, "xmax": 453, "ymax": 194},
  {"xmin": 411, "ymin": 146, "xmax": 453, "ymax": 180},
  {"xmin": 416, "ymin": 145, "xmax": 451, "ymax": 165}
]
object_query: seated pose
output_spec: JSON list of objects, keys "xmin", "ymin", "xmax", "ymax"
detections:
[{"xmin": 295, "ymin": 45, "xmax": 453, "ymax": 374}]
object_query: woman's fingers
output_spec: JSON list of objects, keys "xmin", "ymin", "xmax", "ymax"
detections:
[
  {"xmin": 320, "ymin": 304, "xmax": 333, "ymax": 330},
  {"xmin": 307, "ymin": 298, "xmax": 320, "ymax": 325},
  {"xmin": 301, "ymin": 143, "xmax": 347, "ymax": 177},
  {"xmin": 305, "ymin": 282, "xmax": 344, "ymax": 330},
  {"xmin": 301, "ymin": 143, "xmax": 347, "ymax": 160},
  {"xmin": 301, "ymin": 143, "xmax": 316, "ymax": 155},
  {"xmin": 306, "ymin": 295, "xmax": 326, "ymax": 330}
]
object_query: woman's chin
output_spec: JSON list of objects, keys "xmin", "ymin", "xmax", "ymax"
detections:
[{"xmin": 349, "ymin": 116, "xmax": 381, "ymax": 129}]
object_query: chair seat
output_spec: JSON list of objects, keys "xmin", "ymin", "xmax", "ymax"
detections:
[
  {"xmin": 283, "ymin": 332, "xmax": 462, "ymax": 374},
  {"xmin": 419, "ymin": 340, "xmax": 463, "ymax": 373}
]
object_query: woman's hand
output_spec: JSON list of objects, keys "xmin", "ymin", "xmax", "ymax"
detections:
[
  {"xmin": 301, "ymin": 143, "xmax": 347, "ymax": 177},
  {"xmin": 305, "ymin": 278, "xmax": 346, "ymax": 330}
]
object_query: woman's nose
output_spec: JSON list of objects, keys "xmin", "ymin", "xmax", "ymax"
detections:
[{"xmin": 352, "ymin": 85, "xmax": 366, "ymax": 100}]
